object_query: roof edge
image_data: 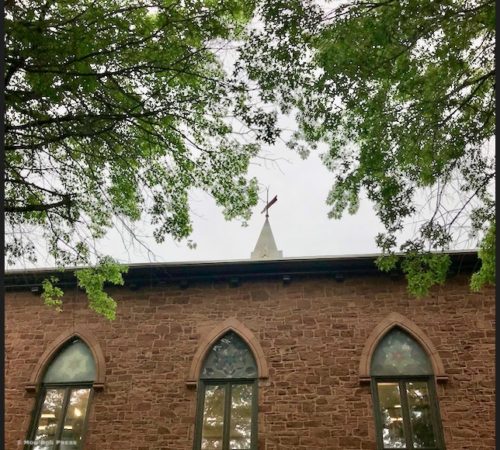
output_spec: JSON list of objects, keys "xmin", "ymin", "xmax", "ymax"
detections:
[{"xmin": 5, "ymin": 251, "xmax": 480, "ymax": 291}]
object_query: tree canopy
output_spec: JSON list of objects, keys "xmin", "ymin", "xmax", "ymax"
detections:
[
  {"xmin": 239, "ymin": 0, "xmax": 495, "ymax": 295},
  {"xmin": 5, "ymin": 0, "xmax": 495, "ymax": 318},
  {"xmin": 5, "ymin": 0, "xmax": 279, "ymax": 318}
]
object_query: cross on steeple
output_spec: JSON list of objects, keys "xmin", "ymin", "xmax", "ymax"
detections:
[
  {"xmin": 251, "ymin": 189, "xmax": 282, "ymax": 260},
  {"xmin": 261, "ymin": 189, "xmax": 278, "ymax": 218}
]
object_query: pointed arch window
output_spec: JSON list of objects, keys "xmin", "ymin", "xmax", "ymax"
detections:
[
  {"xmin": 26, "ymin": 338, "xmax": 95, "ymax": 450},
  {"xmin": 371, "ymin": 328, "xmax": 445, "ymax": 450},
  {"xmin": 194, "ymin": 331, "xmax": 258, "ymax": 450}
]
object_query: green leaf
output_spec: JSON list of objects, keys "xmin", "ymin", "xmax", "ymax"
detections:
[
  {"xmin": 75, "ymin": 258, "xmax": 128, "ymax": 321},
  {"xmin": 41, "ymin": 276, "xmax": 64, "ymax": 312},
  {"xmin": 401, "ymin": 253, "xmax": 450, "ymax": 298},
  {"xmin": 471, "ymin": 221, "xmax": 495, "ymax": 291}
]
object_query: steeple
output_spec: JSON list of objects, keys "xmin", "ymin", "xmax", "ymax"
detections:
[{"xmin": 250, "ymin": 217, "xmax": 283, "ymax": 260}]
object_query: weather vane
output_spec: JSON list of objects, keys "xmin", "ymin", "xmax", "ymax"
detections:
[{"xmin": 260, "ymin": 188, "xmax": 277, "ymax": 218}]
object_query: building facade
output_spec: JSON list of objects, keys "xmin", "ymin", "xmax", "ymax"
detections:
[{"xmin": 5, "ymin": 252, "xmax": 495, "ymax": 450}]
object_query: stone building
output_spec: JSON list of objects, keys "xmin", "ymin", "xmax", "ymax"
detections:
[{"xmin": 5, "ymin": 219, "xmax": 495, "ymax": 450}]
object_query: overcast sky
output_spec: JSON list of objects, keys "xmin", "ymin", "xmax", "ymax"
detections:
[
  {"xmin": 12, "ymin": 113, "xmax": 488, "ymax": 270},
  {"xmin": 11, "ymin": 137, "xmax": 396, "ymax": 269},
  {"xmin": 100, "ymin": 143, "xmax": 388, "ymax": 264},
  {"xmin": 88, "ymin": 136, "xmax": 492, "ymax": 266}
]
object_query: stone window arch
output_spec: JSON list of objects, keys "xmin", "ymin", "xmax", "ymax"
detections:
[
  {"xmin": 361, "ymin": 313, "xmax": 447, "ymax": 450},
  {"xmin": 24, "ymin": 327, "xmax": 105, "ymax": 450},
  {"xmin": 187, "ymin": 318, "xmax": 268, "ymax": 387},
  {"xmin": 26, "ymin": 326, "xmax": 106, "ymax": 392},
  {"xmin": 190, "ymin": 318, "xmax": 267, "ymax": 450},
  {"xmin": 359, "ymin": 312, "xmax": 447, "ymax": 384}
]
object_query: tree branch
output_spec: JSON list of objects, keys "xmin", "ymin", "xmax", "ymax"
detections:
[{"xmin": 5, "ymin": 196, "xmax": 73, "ymax": 213}]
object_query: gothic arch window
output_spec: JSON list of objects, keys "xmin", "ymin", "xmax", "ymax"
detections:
[
  {"xmin": 194, "ymin": 331, "xmax": 258, "ymax": 450},
  {"xmin": 370, "ymin": 327, "xmax": 445, "ymax": 450},
  {"xmin": 26, "ymin": 338, "xmax": 95, "ymax": 450}
]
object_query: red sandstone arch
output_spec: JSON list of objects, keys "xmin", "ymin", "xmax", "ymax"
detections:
[
  {"xmin": 359, "ymin": 312, "xmax": 448, "ymax": 384},
  {"xmin": 187, "ymin": 318, "xmax": 269, "ymax": 387},
  {"xmin": 25, "ymin": 326, "xmax": 106, "ymax": 392}
]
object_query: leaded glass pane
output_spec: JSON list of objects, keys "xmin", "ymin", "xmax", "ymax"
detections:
[
  {"xmin": 377, "ymin": 382, "xmax": 406, "ymax": 448},
  {"xmin": 201, "ymin": 332, "xmax": 257, "ymax": 379},
  {"xmin": 371, "ymin": 328, "xmax": 433, "ymax": 376},
  {"xmin": 43, "ymin": 340, "xmax": 96, "ymax": 383},
  {"xmin": 33, "ymin": 388, "xmax": 66, "ymax": 450},
  {"xmin": 201, "ymin": 385, "xmax": 225, "ymax": 450},
  {"xmin": 407, "ymin": 382, "xmax": 436, "ymax": 448},
  {"xmin": 229, "ymin": 384, "xmax": 253, "ymax": 449},
  {"xmin": 60, "ymin": 389, "xmax": 91, "ymax": 450}
]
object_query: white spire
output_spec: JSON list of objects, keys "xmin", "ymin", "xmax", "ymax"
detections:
[{"xmin": 250, "ymin": 217, "xmax": 283, "ymax": 260}]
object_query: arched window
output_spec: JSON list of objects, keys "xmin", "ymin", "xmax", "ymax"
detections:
[
  {"xmin": 370, "ymin": 327, "xmax": 445, "ymax": 450},
  {"xmin": 194, "ymin": 331, "xmax": 258, "ymax": 450},
  {"xmin": 27, "ymin": 338, "xmax": 95, "ymax": 450}
]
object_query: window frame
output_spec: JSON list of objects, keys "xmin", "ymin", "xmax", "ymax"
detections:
[
  {"xmin": 371, "ymin": 375, "xmax": 445, "ymax": 450},
  {"xmin": 26, "ymin": 381, "xmax": 93, "ymax": 450},
  {"xmin": 194, "ymin": 377, "xmax": 258, "ymax": 450}
]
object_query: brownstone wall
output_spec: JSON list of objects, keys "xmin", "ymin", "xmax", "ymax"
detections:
[{"xmin": 5, "ymin": 274, "xmax": 495, "ymax": 450}]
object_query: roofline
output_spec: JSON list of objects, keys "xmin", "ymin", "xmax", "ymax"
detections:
[
  {"xmin": 4, "ymin": 250, "xmax": 480, "ymax": 291},
  {"xmin": 5, "ymin": 249, "xmax": 479, "ymax": 274}
]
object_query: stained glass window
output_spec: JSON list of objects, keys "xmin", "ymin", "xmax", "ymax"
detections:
[
  {"xmin": 27, "ymin": 339, "xmax": 94, "ymax": 450},
  {"xmin": 370, "ymin": 328, "xmax": 443, "ymax": 450},
  {"xmin": 44, "ymin": 339, "xmax": 96, "ymax": 383},
  {"xmin": 371, "ymin": 328, "xmax": 433, "ymax": 376},
  {"xmin": 201, "ymin": 332, "xmax": 257, "ymax": 379},
  {"xmin": 196, "ymin": 332, "xmax": 257, "ymax": 450}
]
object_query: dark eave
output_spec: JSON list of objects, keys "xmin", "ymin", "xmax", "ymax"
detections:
[{"xmin": 4, "ymin": 251, "xmax": 480, "ymax": 292}]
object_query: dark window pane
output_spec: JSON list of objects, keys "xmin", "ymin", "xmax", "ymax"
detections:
[
  {"xmin": 229, "ymin": 384, "xmax": 253, "ymax": 449},
  {"xmin": 59, "ymin": 389, "xmax": 91, "ymax": 450},
  {"xmin": 33, "ymin": 389, "xmax": 66, "ymax": 450},
  {"xmin": 201, "ymin": 332, "xmax": 257, "ymax": 379},
  {"xmin": 201, "ymin": 385, "xmax": 225, "ymax": 450},
  {"xmin": 407, "ymin": 382, "xmax": 436, "ymax": 448},
  {"xmin": 371, "ymin": 328, "xmax": 433, "ymax": 376},
  {"xmin": 43, "ymin": 340, "xmax": 96, "ymax": 383},
  {"xmin": 377, "ymin": 382, "xmax": 406, "ymax": 448}
]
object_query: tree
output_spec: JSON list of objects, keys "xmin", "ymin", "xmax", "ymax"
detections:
[
  {"xmin": 5, "ymin": 0, "xmax": 281, "ymax": 319},
  {"xmin": 238, "ymin": 0, "xmax": 495, "ymax": 294}
]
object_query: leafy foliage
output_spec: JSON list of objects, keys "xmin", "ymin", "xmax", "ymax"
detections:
[
  {"xmin": 41, "ymin": 276, "xmax": 64, "ymax": 312},
  {"xmin": 471, "ymin": 220, "xmax": 495, "ymax": 291},
  {"xmin": 75, "ymin": 257, "xmax": 128, "ymax": 320},
  {"xmin": 400, "ymin": 253, "xmax": 450, "ymax": 298},
  {"xmin": 5, "ymin": 0, "xmax": 278, "ymax": 317},
  {"xmin": 240, "ymin": 0, "xmax": 495, "ymax": 295}
]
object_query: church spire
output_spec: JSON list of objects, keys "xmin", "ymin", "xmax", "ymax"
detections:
[
  {"xmin": 251, "ymin": 192, "xmax": 283, "ymax": 260},
  {"xmin": 250, "ymin": 217, "xmax": 283, "ymax": 260}
]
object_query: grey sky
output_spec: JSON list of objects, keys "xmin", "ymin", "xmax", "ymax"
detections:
[
  {"xmin": 81, "ymin": 135, "xmax": 493, "ymax": 266},
  {"xmin": 12, "ymin": 124, "xmax": 489, "ymax": 270},
  {"xmin": 99, "ymin": 146, "xmax": 388, "ymax": 264}
]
